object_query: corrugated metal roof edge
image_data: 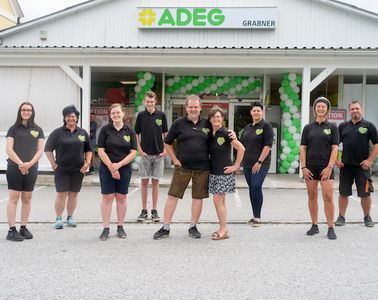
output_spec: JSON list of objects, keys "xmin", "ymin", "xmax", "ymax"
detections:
[{"xmin": 1, "ymin": 0, "xmax": 378, "ymax": 37}]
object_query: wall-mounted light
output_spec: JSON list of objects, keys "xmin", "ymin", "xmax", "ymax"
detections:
[
  {"xmin": 120, "ymin": 81, "xmax": 137, "ymax": 85},
  {"xmin": 40, "ymin": 30, "xmax": 47, "ymax": 41}
]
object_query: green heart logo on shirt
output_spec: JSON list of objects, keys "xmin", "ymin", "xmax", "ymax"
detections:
[
  {"xmin": 155, "ymin": 119, "xmax": 162, "ymax": 126},
  {"xmin": 202, "ymin": 128, "xmax": 210, "ymax": 135},
  {"xmin": 217, "ymin": 137, "xmax": 225, "ymax": 146},
  {"xmin": 30, "ymin": 130, "xmax": 39, "ymax": 138},
  {"xmin": 359, "ymin": 127, "xmax": 368, "ymax": 134},
  {"xmin": 256, "ymin": 129, "xmax": 263, "ymax": 135},
  {"xmin": 78, "ymin": 135, "xmax": 85, "ymax": 142},
  {"xmin": 323, "ymin": 129, "xmax": 331, "ymax": 135},
  {"xmin": 123, "ymin": 135, "xmax": 131, "ymax": 142}
]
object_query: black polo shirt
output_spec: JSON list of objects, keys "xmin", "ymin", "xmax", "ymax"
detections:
[
  {"xmin": 6, "ymin": 124, "xmax": 45, "ymax": 168},
  {"xmin": 165, "ymin": 115, "xmax": 210, "ymax": 171},
  {"xmin": 241, "ymin": 119, "xmax": 273, "ymax": 168},
  {"xmin": 209, "ymin": 128, "xmax": 233, "ymax": 175},
  {"xmin": 44, "ymin": 126, "xmax": 92, "ymax": 172},
  {"xmin": 135, "ymin": 109, "xmax": 168, "ymax": 155},
  {"xmin": 339, "ymin": 119, "xmax": 378, "ymax": 167},
  {"xmin": 301, "ymin": 120, "xmax": 339, "ymax": 167},
  {"xmin": 97, "ymin": 123, "xmax": 137, "ymax": 169}
]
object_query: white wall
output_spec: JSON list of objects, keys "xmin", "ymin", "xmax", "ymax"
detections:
[{"xmin": 365, "ymin": 85, "xmax": 378, "ymax": 126}]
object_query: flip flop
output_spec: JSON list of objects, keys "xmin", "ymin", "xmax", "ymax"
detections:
[{"xmin": 212, "ymin": 232, "xmax": 230, "ymax": 240}]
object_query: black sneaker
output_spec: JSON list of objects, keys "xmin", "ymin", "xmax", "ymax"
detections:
[
  {"xmin": 364, "ymin": 215, "xmax": 375, "ymax": 227},
  {"xmin": 151, "ymin": 210, "xmax": 160, "ymax": 222},
  {"xmin": 334, "ymin": 215, "xmax": 346, "ymax": 226},
  {"xmin": 117, "ymin": 226, "xmax": 127, "ymax": 239},
  {"xmin": 188, "ymin": 226, "xmax": 201, "ymax": 239},
  {"xmin": 306, "ymin": 224, "xmax": 319, "ymax": 236},
  {"xmin": 100, "ymin": 228, "xmax": 110, "ymax": 241},
  {"xmin": 247, "ymin": 218, "xmax": 255, "ymax": 225},
  {"xmin": 153, "ymin": 226, "xmax": 170, "ymax": 240},
  {"xmin": 6, "ymin": 229, "xmax": 24, "ymax": 242},
  {"xmin": 19, "ymin": 227, "xmax": 33, "ymax": 239},
  {"xmin": 327, "ymin": 227, "xmax": 337, "ymax": 240},
  {"xmin": 137, "ymin": 209, "xmax": 148, "ymax": 222}
]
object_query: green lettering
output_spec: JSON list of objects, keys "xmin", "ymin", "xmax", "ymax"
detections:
[
  {"xmin": 193, "ymin": 8, "xmax": 206, "ymax": 26},
  {"xmin": 208, "ymin": 8, "xmax": 224, "ymax": 26},
  {"xmin": 176, "ymin": 8, "xmax": 191, "ymax": 26},
  {"xmin": 158, "ymin": 8, "xmax": 175, "ymax": 26}
]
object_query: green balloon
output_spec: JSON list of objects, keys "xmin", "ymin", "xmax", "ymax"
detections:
[
  {"xmin": 186, "ymin": 76, "xmax": 193, "ymax": 83},
  {"xmin": 283, "ymin": 73, "xmax": 289, "ymax": 80},
  {"xmin": 289, "ymin": 92, "xmax": 297, "ymax": 100},
  {"xmin": 236, "ymin": 77, "xmax": 243, "ymax": 83},
  {"xmin": 281, "ymin": 79, "xmax": 290, "ymax": 87},
  {"xmin": 283, "ymin": 127, "xmax": 289, "ymax": 135},
  {"xmin": 295, "ymin": 75, "xmax": 302, "ymax": 85},
  {"xmin": 284, "ymin": 133, "xmax": 293, "ymax": 141},
  {"xmin": 283, "ymin": 106, "xmax": 290, "ymax": 112},
  {"xmin": 166, "ymin": 87, "xmax": 173, "ymax": 94},
  {"xmin": 279, "ymin": 166, "xmax": 287, "ymax": 174},
  {"xmin": 292, "ymin": 147, "xmax": 300, "ymax": 155},
  {"xmin": 282, "ymin": 160, "xmax": 291, "ymax": 169},
  {"xmin": 292, "ymin": 119, "xmax": 301, "ymax": 127},
  {"xmin": 255, "ymin": 80, "xmax": 262, "ymax": 87},
  {"xmin": 151, "ymin": 74, "xmax": 156, "ymax": 81},
  {"xmin": 293, "ymin": 99, "xmax": 301, "ymax": 107},
  {"xmin": 280, "ymin": 101, "xmax": 286, "ymax": 109},
  {"xmin": 137, "ymin": 72, "xmax": 144, "ymax": 79},
  {"xmin": 288, "ymin": 140, "xmax": 297, "ymax": 149},
  {"xmin": 284, "ymin": 86, "xmax": 293, "ymax": 95},
  {"xmin": 286, "ymin": 153, "xmax": 295, "ymax": 162}
]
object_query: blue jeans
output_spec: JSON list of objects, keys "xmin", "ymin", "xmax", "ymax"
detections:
[{"xmin": 243, "ymin": 165, "xmax": 269, "ymax": 218}]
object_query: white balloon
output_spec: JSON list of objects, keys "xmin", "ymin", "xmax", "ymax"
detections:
[
  {"xmin": 138, "ymin": 104, "xmax": 145, "ymax": 112},
  {"xmin": 287, "ymin": 167, "xmax": 296, "ymax": 174},
  {"xmin": 134, "ymin": 112, "xmax": 139, "ymax": 119},
  {"xmin": 282, "ymin": 112, "xmax": 291, "ymax": 120},
  {"xmin": 283, "ymin": 146, "xmax": 291, "ymax": 154},
  {"xmin": 289, "ymin": 126, "xmax": 297, "ymax": 134},
  {"xmin": 292, "ymin": 112, "xmax": 301, "ymax": 119},
  {"xmin": 229, "ymin": 88, "xmax": 236, "ymax": 94},
  {"xmin": 280, "ymin": 153, "xmax": 287, "ymax": 161},
  {"xmin": 173, "ymin": 76, "xmax": 180, "ymax": 82},
  {"xmin": 289, "ymin": 106, "xmax": 298, "ymax": 114},
  {"xmin": 255, "ymin": 86, "xmax": 261, "ymax": 93},
  {"xmin": 285, "ymin": 99, "xmax": 293, "ymax": 107},
  {"xmin": 132, "ymin": 162, "xmax": 139, "ymax": 171},
  {"xmin": 180, "ymin": 87, "xmax": 186, "ymax": 94},
  {"xmin": 241, "ymin": 79, "xmax": 249, "ymax": 87},
  {"xmin": 236, "ymin": 84, "xmax": 243, "ymax": 91},
  {"xmin": 290, "ymin": 81, "xmax": 297, "ymax": 88},
  {"xmin": 279, "ymin": 87, "xmax": 284, "ymax": 94},
  {"xmin": 294, "ymin": 86, "xmax": 300, "ymax": 93},
  {"xmin": 210, "ymin": 83, "xmax": 217, "ymax": 91},
  {"xmin": 293, "ymin": 133, "xmax": 301, "ymax": 141},
  {"xmin": 216, "ymin": 79, "xmax": 224, "ymax": 86},
  {"xmin": 134, "ymin": 85, "xmax": 141, "ymax": 93},
  {"xmin": 295, "ymin": 155, "xmax": 300, "ymax": 161},
  {"xmin": 296, "ymin": 141, "xmax": 301, "ymax": 148},
  {"xmin": 223, "ymin": 76, "xmax": 230, "ymax": 83},
  {"xmin": 248, "ymin": 76, "xmax": 256, "ymax": 83},
  {"xmin": 135, "ymin": 156, "xmax": 142, "ymax": 164},
  {"xmin": 192, "ymin": 79, "xmax": 199, "ymax": 87},
  {"xmin": 281, "ymin": 140, "xmax": 288, "ymax": 148},
  {"xmin": 144, "ymin": 72, "xmax": 152, "ymax": 80},
  {"xmin": 288, "ymin": 73, "xmax": 296, "ymax": 81},
  {"xmin": 186, "ymin": 83, "xmax": 193, "ymax": 91},
  {"xmin": 280, "ymin": 94, "xmax": 288, "ymax": 101},
  {"xmin": 284, "ymin": 119, "xmax": 292, "ymax": 127},
  {"xmin": 204, "ymin": 88, "xmax": 211, "ymax": 94},
  {"xmin": 138, "ymin": 79, "xmax": 146, "ymax": 86},
  {"xmin": 291, "ymin": 161, "xmax": 299, "ymax": 169},
  {"xmin": 166, "ymin": 79, "xmax": 174, "ymax": 86},
  {"xmin": 198, "ymin": 76, "xmax": 205, "ymax": 83}
]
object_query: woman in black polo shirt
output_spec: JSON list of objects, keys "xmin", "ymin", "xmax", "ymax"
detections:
[
  {"xmin": 241, "ymin": 101, "xmax": 273, "ymax": 227},
  {"xmin": 97, "ymin": 103, "xmax": 137, "ymax": 241},
  {"xmin": 45, "ymin": 105, "xmax": 92, "ymax": 230},
  {"xmin": 5, "ymin": 102, "xmax": 44, "ymax": 241},
  {"xmin": 208, "ymin": 107, "xmax": 245, "ymax": 240},
  {"xmin": 300, "ymin": 97, "xmax": 339, "ymax": 240}
]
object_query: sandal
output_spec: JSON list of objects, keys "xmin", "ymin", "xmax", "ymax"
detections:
[{"xmin": 212, "ymin": 231, "xmax": 230, "ymax": 240}]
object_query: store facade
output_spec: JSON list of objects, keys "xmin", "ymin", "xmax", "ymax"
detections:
[{"xmin": 1, "ymin": 0, "xmax": 378, "ymax": 171}]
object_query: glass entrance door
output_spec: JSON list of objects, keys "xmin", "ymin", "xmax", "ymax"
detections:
[{"xmin": 229, "ymin": 103, "xmax": 251, "ymax": 139}]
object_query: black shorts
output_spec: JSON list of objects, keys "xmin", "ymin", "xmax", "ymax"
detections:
[
  {"xmin": 307, "ymin": 165, "xmax": 334, "ymax": 181},
  {"xmin": 54, "ymin": 168, "xmax": 84, "ymax": 193},
  {"xmin": 339, "ymin": 166, "xmax": 374, "ymax": 198},
  {"xmin": 99, "ymin": 164, "xmax": 132, "ymax": 195},
  {"xmin": 6, "ymin": 164, "xmax": 38, "ymax": 192}
]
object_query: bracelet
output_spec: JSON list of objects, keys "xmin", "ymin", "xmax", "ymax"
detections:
[{"xmin": 301, "ymin": 166, "xmax": 306, "ymax": 170}]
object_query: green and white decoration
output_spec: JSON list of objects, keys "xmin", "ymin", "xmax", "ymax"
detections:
[
  {"xmin": 165, "ymin": 75, "xmax": 262, "ymax": 97},
  {"xmin": 134, "ymin": 71, "xmax": 156, "ymax": 114},
  {"xmin": 278, "ymin": 73, "xmax": 302, "ymax": 174}
]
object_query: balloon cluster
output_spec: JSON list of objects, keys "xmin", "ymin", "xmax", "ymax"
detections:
[
  {"xmin": 165, "ymin": 75, "xmax": 262, "ymax": 97},
  {"xmin": 278, "ymin": 73, "xmax": 302, "ymax": 174},
  {"xmin": 134, "ymin": 71, "xmax": 156, "ymax": 113}
]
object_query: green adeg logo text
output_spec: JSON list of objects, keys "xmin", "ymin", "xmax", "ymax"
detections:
[{"xmin": 159, "ymin": 8, "xmax": 225, "ymax": 27}]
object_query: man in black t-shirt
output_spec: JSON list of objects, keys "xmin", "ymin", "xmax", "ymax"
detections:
[
  {"xmin": 135, "ymin": 91, "xmax": 168, "ymax": 222},
  {"xmin": 335, "ymin": 101, "xmax": 378, "ymax": 227},
  {"xmin": 153, "ymin": 95, "xmax": 211, "ymax": 240}
]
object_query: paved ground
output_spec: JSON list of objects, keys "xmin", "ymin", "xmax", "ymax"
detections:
[{"xmin": 0, "ymin": 172, "xmax": 377, "ymax": 299}]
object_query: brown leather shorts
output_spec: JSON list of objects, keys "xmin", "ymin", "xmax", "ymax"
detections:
[{"xmin": 168, "ymin": 166, "xmax": 209, "ymax": 199}]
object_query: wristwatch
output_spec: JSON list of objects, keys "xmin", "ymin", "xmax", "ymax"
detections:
[{"xmin": 257, "ymin": 160, "xmax": 263, "ymax": 165}]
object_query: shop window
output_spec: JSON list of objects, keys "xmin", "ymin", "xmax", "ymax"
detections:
[{"xmin": 310, "ymin": 75, "xmax": 339, "ymax": 107}]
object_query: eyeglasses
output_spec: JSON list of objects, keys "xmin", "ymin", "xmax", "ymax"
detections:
[{"xmin": 21, "ymin": 109, "xmax": 33, "ymax": 112}]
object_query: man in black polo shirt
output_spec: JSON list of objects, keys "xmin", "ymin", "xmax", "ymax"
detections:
[
  {"xmin": 153, "ymin": 95, "xmax": 211, "ymax": 239},
  {"xmin": 335, "ymin": 100, "xmax": 378, "ymax": 227},
  {"xmin": 135, "ymin": 91, "xmax": 168, "ymax": 222}
]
